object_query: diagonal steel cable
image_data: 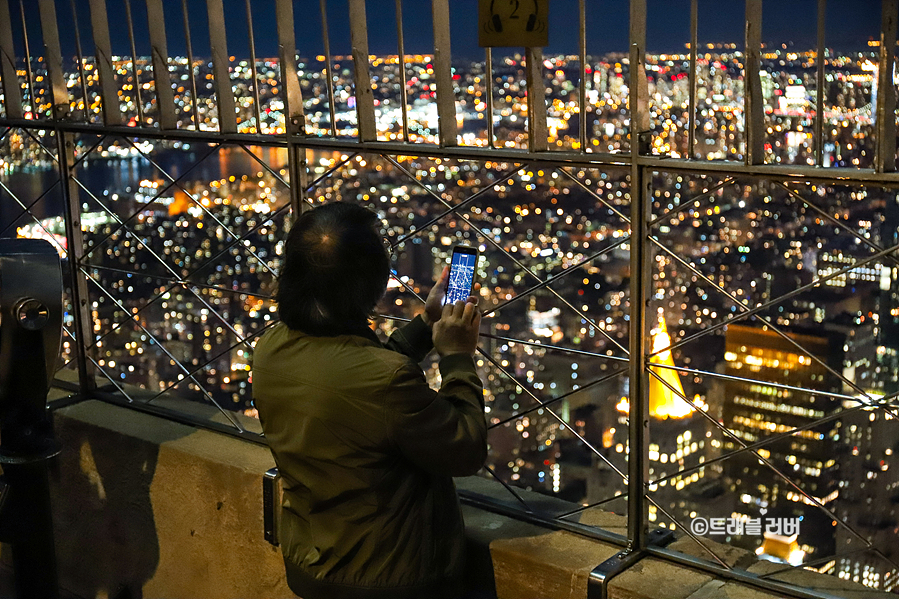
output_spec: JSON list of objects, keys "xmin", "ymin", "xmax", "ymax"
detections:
[
  {"xmin": 0, "ymin": 127, "xmax": 10, "ymax": 142},
  {"xmin": 178, "ymin": 282, "xmax": 259, "ymax": 351},
  {"xmin": 76, "ymin": 197, "xmax": 290, "ymax": 354},
  {"xmin": 651, "ymin": 240, "xmax": 899, "ymax": 358},
  {"xmin": 480, "ymin": 235, "xmax": 630, "ymax": 321},
  {"xmin": 388, "ymin": 161, "xmax": 527, "ymax": 248},
  {"xmin": 73, "ymin": 149, "xmax": 352, "ymax": 352},
  {"xmin": 374, "ymin": 172, "xmax": 632, "ymax": 487},
  {"xmin": 556, "ymin": 491, "xmax": 629, "ymax": 520},
  {"xmin": 757, "ymin": 547, "xmax": 871, "ymax": 579},
  {"xmin": 650, "ymin": 237, "xmax": 899, "ymax": 419},
  {"xmin": 115, "ymin": 136, "xmax": 275, "ymax": 276},
  {"xmin": 0, "ymin": 178, "xmax": 62, "ymax": 237},
  {"xmin": 21, "ymin": 128, "xmax": 59, "ymax": 164},
  {"xmin": 80, "ymin": 143, "xmax": 222, "ymax": 259},
  {"xmin": 648, "ymin": 177, "xmax": 738, "ymax": 228},
  {"xmin": 384, "ymin": 155, "xmax": 630, "ymax": 356},
  {"xmin": 179, "ymin": 149, "xmax": 361, "ymax": 286},
  {"xmin": 88, "ymin": 354, "xmax": 136, "ymax": 402},
  {"xmin": 646, "ymin": 360, "xmax": 867, "ymax": 404},
  {"xmin": 365, "ymin": 308, "xmax": 537, "ymax": 513},
  {"xmin": 488, "ymin": 367, "xmax": 627, "ymax": 429},
  {"xmin": 647, "ymin": 496, "xmax": 731, "ymax": 570},
  {"xmin": 380, "ymin": 165, "xmax": 630, "ymax": 350},
  {"xmin": 483, "ymin": 464, "xmax": 533, "ymax": 512},
  {"xmin": 71, "ymin": 134, "xmax": 109, "ymax": 170},
  {"xmin": 776, "ymin": 180, "xmax": 899, "ymax": 269},
  {"xmin": 647, "ymin": 366, "xmax": 899, "ymax": 568},
  {"xmin": 558, "ymin": 167, "xmax": 631, "ymax": 224},
  {"xmin": 69, "ymin": 163, "xmax": 281, "ymax": 369},
  {"xmin": 77, "ymin": 227, "xmax": 258, "ymax": 379},
  {"xmin": 647, "ymin": 392, "xmax": 899, "ymax": 488},
  {"xmin": 71, "ymin": 178, "xmax": 199, "ymax": 286},
  {"xmin": 85, "ymin": 263, "xmax": 275, "ymax": 300},
  {"xmin": 63, "ymin": 264, "xmax": 269, "ymax": 373},
  {"xmin": 0, "ymin": 180, "xmax": 68, "ymax": 256},
  {"xmin": 144, "ymin": 317, "xmax": 280, "ymax": 408},
  {"xmin": 648, "ymin": 368, "xmax": 899, "ymax": 578},
  {"xmin": 81, "ymin": 267, "xmax": 246, "ymax": 432},
  {"xmin": 479, "ymin": 332, "xmax": 629, "ymax": 363},
  {"xmin": 54, "ymin": 322, "xmax": 81, "ymax": 374},
  {"xmin": 476, "ymin": 346, "xmax": 629, "ymax": 483},
  {"xmin": 238, "ymin": 143, "xmax": 291, "ymax": 189}
]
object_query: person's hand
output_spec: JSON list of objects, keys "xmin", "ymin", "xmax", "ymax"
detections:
[
  {"xmin": 432, "ymin": 298, "xmax": 482, "ymax": 357},
  {"xmin": 422, "ymin": 266, "xmax": 449, "ymax": 326},
  {"xmin": 422, "ymin": 266, "xmax": 481, "ymax": 326}
]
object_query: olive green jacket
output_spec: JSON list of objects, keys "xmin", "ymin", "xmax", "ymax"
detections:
[{"xmin": 252, "ymin": 315, "xmax": 486, "ymax": 599}]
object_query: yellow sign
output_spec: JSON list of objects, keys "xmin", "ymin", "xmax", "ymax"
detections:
[{"xmin": 478, "ymin": 0, "xmax": 549, "ymax": 48}]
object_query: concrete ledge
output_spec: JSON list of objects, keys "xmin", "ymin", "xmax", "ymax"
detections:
[
  {"xmin": 48, "ymin": 399, "xmax": 290, "ymax": 599},
  {"xmin": 29, "ymin": 397, "xmax": 896, "ymax": 599}
]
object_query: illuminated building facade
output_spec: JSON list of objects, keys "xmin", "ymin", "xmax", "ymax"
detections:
[
  {"xmin": 722, "ymin": 324, "xmax": 841, "ymax": 557},
  {"xmin": 834, "ymin": 406, "xmax": 899, "ymax": 591}
]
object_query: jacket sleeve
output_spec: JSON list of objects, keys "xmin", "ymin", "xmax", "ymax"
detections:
[
  {"xmin": 385, "ymin": 353, "xmax": 487, "ymax": 477},
  {"xmin": 383, "ymin": 314, "xmax": 434, "ymax": 363}
]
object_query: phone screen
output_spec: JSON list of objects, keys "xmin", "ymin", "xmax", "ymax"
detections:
[{"xmin": 444, "ymin": 248, "xmax": 478, "ymax": 305}]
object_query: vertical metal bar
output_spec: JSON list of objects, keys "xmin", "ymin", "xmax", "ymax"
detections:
[
  {"xmin": 276, "ymin": 0, "xmax": 305, "ymax": 226},
  {"xmin": 287, "ymin": 144, "xmax": 308, "ymax": 222},
  {"xmin": 206, "ymin": 0, "xmax": 237, "ymax": 134},
  {"xmin": 181, "ymin": 0, "xmax": 200, "ymax": 130},
  {"xmin": 395, "ymin": 0, "xmax": 409, "ymax": 143},
  {"xmin": 245, "ymin": 0, "xmax": 262, "ymax": 134},
  {"xmin": 875, "ymin": 0, "xmax": 898, "ymax": 173},
  {"xmin": 319, "ymin": 0, "xmax": 337, "ymax": 136},
  {"xmin": 123, "ymin": 0, "xmax": 144, "ymax": 126},
  {"xmin": 0, "ymin": 0, "xmax": 24, "ymax": 119},
  {"xmin": 628, "ymin": 0, "xmax": 649, "ymax": 553},
  {"xmin": 275, "ymin": 0, "xmax": 304, "ymax": 136},
  {"xmin": 37, "ymin": 0, "xmax": 69, "ymax": 120},
  {"xmin": 144, "ymin": 0, "xmax": 176, "ymax": 129},
  {"xmin": 348, "ymin": 0, "xmax": 376, "ymax": 142},
  {"xmin": 629, "ymin": 4, "xmax": 649, "ymax": 152},
  {"xmin": 814, "ymin": 0, "xmax": 826, "ymax": 166},
  {"xmin": 744, "ymin": 0, "xmax": 764, "ymax": 165},
  {"xmin": 69, "ymin": 0, "xmax": 91, "ymax": 120},
  {"xmin": 88, "ymin": 0, "xmax": 122, "ymax": 126},
  {"xmin": 485, "ymin": 47, "xmax": 495, "ymax": 148},
  {"xmin": 57, "ymin": 131, "xmax": 96, "ymax": 394},
  {"xmin": 688, "ymin": 0, "xmax": 698, "ymax": 159},
  {"xmin": 526, "ymin": 47, "xmax": 548, "ymax": 152},
  {"xmin": 579, "ymin": 0, "xmax": 588, "ymax": 151},
  {"xmin": 432, "ymin": 0, "xmax": 458, "ymax": 147},
  {"xmin": 19, "ymin": 0, "xmax": 37, "ymax": 118}
]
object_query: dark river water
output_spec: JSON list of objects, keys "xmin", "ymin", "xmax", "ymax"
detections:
[{"xmin": 0, "ymin": 145, "xmax": 288, "ymax": 232}]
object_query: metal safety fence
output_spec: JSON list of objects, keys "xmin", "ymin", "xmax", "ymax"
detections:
[{"xmin": 2, "ymin": 0, "xmax": 899, "ymax": 597}]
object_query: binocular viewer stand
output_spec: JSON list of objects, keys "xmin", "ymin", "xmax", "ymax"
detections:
[{"xmin": 0, "ymin": 239, "xmax": 65, "ymax": 599}]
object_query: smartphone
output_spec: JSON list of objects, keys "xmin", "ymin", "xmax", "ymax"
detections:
[{"xmin": 443, "ymin": 246, "xmax": 479, "ymax": 305}]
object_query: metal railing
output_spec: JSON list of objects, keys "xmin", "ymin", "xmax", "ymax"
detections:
[{"xmin": 2, "ymin": 0, "xmax": 899, "ymax": 598}]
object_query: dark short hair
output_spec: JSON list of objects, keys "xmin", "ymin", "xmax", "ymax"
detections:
[{"xmin": 276, "ymin": 202, "xmax": 390, "ymax": 335}]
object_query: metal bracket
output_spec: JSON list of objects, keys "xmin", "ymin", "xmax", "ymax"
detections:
[
  {"xmin": 587, "ymin": 528, "xmax": 676, "ymax": 599},
  {"xmin": 262, "ymin": 467, "xmax": 281, "ymax": 546}
]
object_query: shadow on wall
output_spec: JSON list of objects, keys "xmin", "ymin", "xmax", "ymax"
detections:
[{"xmin": 50, "ymin": 411, "xmax": 191, "ymax": 599}]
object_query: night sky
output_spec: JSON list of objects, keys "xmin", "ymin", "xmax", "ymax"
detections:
[{"xmin": 12, "ymin": 0, "xmax": 889, "ymax": 61}]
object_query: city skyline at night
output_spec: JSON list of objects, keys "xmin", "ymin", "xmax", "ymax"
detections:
[{"xmin": 3, "ymin": 6, "xmax": 899, "ymax": 592}]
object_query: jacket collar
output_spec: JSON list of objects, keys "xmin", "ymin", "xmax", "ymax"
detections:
[{"xmin": 292, "ymin": 322, "xmax": 383, "ymax": 347}]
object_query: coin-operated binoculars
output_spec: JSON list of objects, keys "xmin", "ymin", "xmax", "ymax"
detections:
[{"xmin": 0, "ymin": 239, "xmax": 63, "ymax": 599}]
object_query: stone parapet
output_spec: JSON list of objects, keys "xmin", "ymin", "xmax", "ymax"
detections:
[{"xmin": 23, "ymin": 397, "xmax": 893, "ymax": 599}]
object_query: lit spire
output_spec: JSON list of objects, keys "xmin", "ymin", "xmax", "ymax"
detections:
[{"xmin": 648, "ymin": 308, "xmax": 692, "ymax": 419}]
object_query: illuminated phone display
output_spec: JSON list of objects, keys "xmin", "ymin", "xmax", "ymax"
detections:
[{"xmin": 444, "ymin": 247, "xmax": 479, "ymax": 305}]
